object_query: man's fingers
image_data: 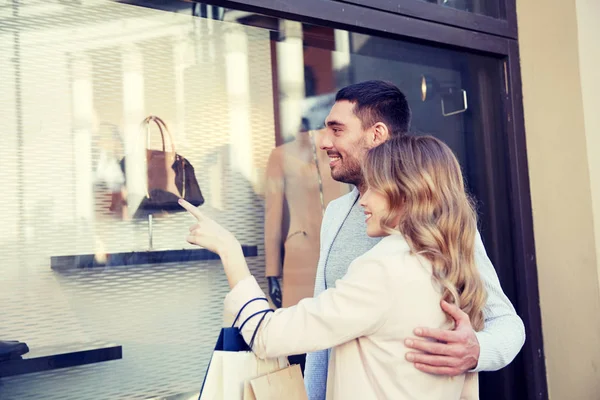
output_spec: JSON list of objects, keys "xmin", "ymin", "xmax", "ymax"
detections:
[
  {"xmin": 405, "ymin": 352, "xmax": 461, "ymax": 368},
  {"xmin": 414, "ymin": 327, "xmax": 457, "ymax": 343},
  {"xmin": 404, "ymin": 338, "xmax": 460, "ymax": 357},
  {"xmin": 179, "ymin": 198, "xmax": 203, "ymax": 220},
  {"xmin": 441, "ymin": 300, "xmax": 470, "ymax": 325},
  {"xmin": 413, "ymin": 362, "xmax": 462, "ymax": 376}
]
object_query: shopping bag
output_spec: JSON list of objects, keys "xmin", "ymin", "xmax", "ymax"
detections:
[
  {"xmin": 248, "ymin": 364, "xmax": 308, "ymax": 400},
  {"xmin": 199, "ymin": 327, "xmax": 248, "ymax": 400},
  {"xmin": 200, "ymin": 348, "xmax": 226, "ymax": 399},
  {"xmin": 243, "ymin": 381, "xmax": 257, "ymax": 400},
  {"xmin": 199, "ymin": 298, "xmax": 286, "ymax": 400},
  {"xmin": 221, "ymin": 351, "xmax": 288, "ymax": 399},
  {"xmin": 200, "ymin": 348, "xmax": 287, "ymax": 400}
]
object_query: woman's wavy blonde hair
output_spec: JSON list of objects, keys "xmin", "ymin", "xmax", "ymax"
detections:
[{"xmin": 363, "ymin": 135, "xmax": 487, "ymax": 331}]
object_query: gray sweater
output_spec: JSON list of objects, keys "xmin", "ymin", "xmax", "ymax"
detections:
[{"xmin": 325, "ymin": 197, "xmax": 381, "ymax": 288}]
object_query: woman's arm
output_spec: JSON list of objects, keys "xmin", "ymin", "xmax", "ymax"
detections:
[
  {"xmin": 224, "ymin": 256, "xmax": 393, "ymax": 360},
  {"xmin": 179, "ymin": 199, "xmax": 393, "ymax": 358},
  {"xmin": 219, "ymin": 241, "xmax": 252, "ymax": 289},
  {"xmin": 179, "ymin": 198, "xmax": 251, "ymax": 288}
]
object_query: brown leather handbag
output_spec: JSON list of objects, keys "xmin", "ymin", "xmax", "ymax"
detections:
[{"xmin": 113, "ymin": 116, "xmax": 204, "ymax": 219}]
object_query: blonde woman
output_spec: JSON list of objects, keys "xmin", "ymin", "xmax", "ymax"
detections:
[{"xmin": 180, "ymin": 135, "xmax": 486, "ymax": 399}]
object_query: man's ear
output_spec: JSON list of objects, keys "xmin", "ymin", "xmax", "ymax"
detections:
[{"xmin": 371, "ymin": 122, "xmax": 390, "ymax": 144}]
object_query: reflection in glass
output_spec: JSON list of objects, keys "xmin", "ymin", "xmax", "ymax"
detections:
[
  {"xmin": 264, "ymin": 129, "xmax": 350, "ymax": 308},
  {"xmin": 421, "ymin": 75, "xmax": 469, "ymax": 116}
]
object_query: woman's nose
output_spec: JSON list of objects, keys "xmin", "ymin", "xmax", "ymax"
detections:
[{"xmin": 359, "ymin": 191, "xmax": 369, "ymax": 207}]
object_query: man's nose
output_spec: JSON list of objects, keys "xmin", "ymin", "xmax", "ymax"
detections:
[{"xmin": 320, "ymin": 131, "xmax": 333, "ymax": 150}]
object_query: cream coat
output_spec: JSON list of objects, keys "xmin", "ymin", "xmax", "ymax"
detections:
[{"xmin": 226, "ymin": 234, "xmax": 478, "ymax": 400}]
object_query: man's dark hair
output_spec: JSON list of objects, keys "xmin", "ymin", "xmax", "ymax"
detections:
[{"xmin": 335, "ymin": 80, "xmax": 411, "ymax": 136}]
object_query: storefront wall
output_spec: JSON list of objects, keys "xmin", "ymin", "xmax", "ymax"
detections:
[{"xmin": 517, "ymin": 0, "xmax": 600, "ymax": 398}]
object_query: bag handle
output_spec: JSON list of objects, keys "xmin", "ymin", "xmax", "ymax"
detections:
[
  {"xmin": 239, "ymin": 309, "xmax": 273, "ymax": 333},
  {"xmin": 232, "ymin": 297, "xmax": 269, "ymax": 327},
  {"xmin": 232, "ymin": 297, "xmax": 273, "ymax": 351},
  {"xmin": 248, "ymin": 309, "xmax": 273, "ymax": 350},
  {"xmin": 142, "ymin": 115, "xmax": 176, "ymax": 153}
]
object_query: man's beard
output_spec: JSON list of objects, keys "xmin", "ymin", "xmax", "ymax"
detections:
[{"xmin": 330, "ymin": 158, "xmax": 363, "ymax": 187}]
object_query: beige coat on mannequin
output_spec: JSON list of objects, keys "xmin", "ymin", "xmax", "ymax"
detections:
[{"xmin": 264, "ymin": 130, "xmax": 350, "ymax": 307}]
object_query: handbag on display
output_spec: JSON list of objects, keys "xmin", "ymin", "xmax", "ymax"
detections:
[{"xmin": 114, "ymin": 115, "xmax": 204, "ymax": 219}]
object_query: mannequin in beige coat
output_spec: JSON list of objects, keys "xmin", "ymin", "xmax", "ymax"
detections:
[{"xmin": 264, "ymin": 130, "xmax": 349, "ymax": 308}]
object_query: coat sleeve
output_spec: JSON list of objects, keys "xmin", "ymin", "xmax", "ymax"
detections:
[
  {"xmin": 472, "ymin": 231, "xmax": 526, "ymax": 371},
  {"xmin": 224, "ymin": 257, "xmax": 393, "ymax": 359}
]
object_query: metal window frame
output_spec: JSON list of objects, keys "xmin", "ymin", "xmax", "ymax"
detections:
[{"xmin": 333, "ymin": 0, "xmax": 518, "ymax": 39}]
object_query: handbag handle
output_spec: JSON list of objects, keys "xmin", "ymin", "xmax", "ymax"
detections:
[
  {"xmin": 141, "ymin": 115, "xmax": 176, "ymax": 153},
  {"xmin": 232, "ymin": 297, "xmax": 269, "ymax": 327},
  {"xmin": 248, "ymin": 309, "xmax": 273, "ymax": 350},
  {"xmin": 232, "ymin": 298, "xmax": 273, "ymax": 352}
]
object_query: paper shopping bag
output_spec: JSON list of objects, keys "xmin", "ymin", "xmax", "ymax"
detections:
[
  {"xmin": 199, "ymin": 327, "xmax": 287, "ymax": 400},
  {"xmin": 243, "ymin": 381, "xmax": 257, "ymax": 400},
  {"xmin": 249, "ymin": 364, "xmax": 308, "ymax": 400},
  {"xmin": 200, "ymin": 298, "xmax": 277, "ymax": 400},
  {"xmin": 221, "ymin": 351, "xmax": 288, "ymax": 399},
  {"xmin": 201, "ymin": 350, "xmax": 287, "ymax": 400},
  {"xmin": 200, "ymin": 349, "xmax": 225, "ymax": 399},
  {"xmin": 199, "ymin": 327, "xmax": 249, "ymax": 400}
]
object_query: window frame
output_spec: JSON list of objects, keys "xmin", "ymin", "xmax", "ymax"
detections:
[{"xmin": 332, "ymin": 0, "xmax": 518, "ymax": 39}]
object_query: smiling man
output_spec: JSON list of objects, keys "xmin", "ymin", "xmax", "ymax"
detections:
[{"xmin": 303, "ymin": 80, "xmax": 525, "ymax": 400}]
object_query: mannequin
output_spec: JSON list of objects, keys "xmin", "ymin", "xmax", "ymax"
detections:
[{"xmin": 264, "ymin": 129, "xmax": 350, "ymax": 308}]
